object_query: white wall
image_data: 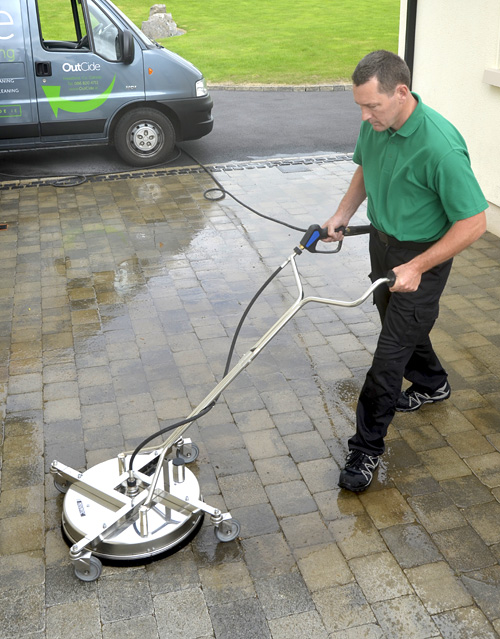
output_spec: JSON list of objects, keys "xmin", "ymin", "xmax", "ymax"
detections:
[{"xmin": 399, "ymin": 0, "xmax": 500, "ymax": 235}]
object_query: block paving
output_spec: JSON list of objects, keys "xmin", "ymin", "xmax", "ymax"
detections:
[{"xmin": 1, "ymin": 155, "xmax": 500, "ymax": 638}]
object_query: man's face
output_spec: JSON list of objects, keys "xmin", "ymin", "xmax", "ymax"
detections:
[{"xmin": 353, "ymin": 77, "xmax": 407, "ymax": 131}]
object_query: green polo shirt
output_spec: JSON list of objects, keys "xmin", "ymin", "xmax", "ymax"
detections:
[{"xmin": 352, "ymin": 93, "xmax": 488, "ymax": 242}]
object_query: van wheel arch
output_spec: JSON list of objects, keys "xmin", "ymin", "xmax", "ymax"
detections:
[{"xmin": 112, "ymin": 106, "xmax": 178, "ymax": 167}]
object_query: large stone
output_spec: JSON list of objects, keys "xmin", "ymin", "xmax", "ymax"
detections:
[
  {"xmin": 142, "ymin": 5, "xmax": 184, "ymax": 39},
  {"xmin": 149, "ymin": 4, "xmax": 168, "ymax": 17}
]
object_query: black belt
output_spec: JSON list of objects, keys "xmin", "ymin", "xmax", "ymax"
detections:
[{"xmin": 372, "ymin": 226, "xmax": 436, "ymax": 251}]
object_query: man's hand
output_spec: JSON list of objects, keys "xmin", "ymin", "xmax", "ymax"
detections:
[
  {"xmin": 321, "ymin": 166, "xmax": 367, "ymax": 243},
  {"xmin": 389, "ymin": 212, "xmax": 487, "ymax": 293},
  {"xmin": 321, "ymin": 215, "xmax": 350, "ymax": 243},
  {"xmin": 389, "ymin": 262, "xmax": 422, "ymax": 293}
]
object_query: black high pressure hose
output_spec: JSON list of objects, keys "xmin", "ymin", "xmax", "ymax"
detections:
[
  {"xmin": 127, "ymin": 148, "xmax": 372, "ymax": 472},
  {"xmin": 127, "ymin": 259, "xmax": 285, "ymax": 471},
  {"xmin": 181, "ymin": 148, "xmax": 309, "ymax": 232}
]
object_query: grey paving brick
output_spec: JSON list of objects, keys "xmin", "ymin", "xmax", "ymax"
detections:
[
  {"xmin": 45, "ymin": 564, "xmax": 97, "ymax": 606},
  {"xmin": 440, "ymin": 474, "xmax": 497, "ymax": 508},
  {"xmin": 229, "ymin": 502, "xmax": 280, "ymax": 538},
  {"xmin": 254, "ymin": 454, "xmax": 301, "ymax": 485},
  {"xmin": 281, "ymin": 511, "xmax": 333, "ymax": 549},
  {"xmin": 408, "ymin": 491, "xmax": 466, "ymax": 533},
  {"xmin": 406, "ymin": 561, "xmax": 473, "ymax": 614},
  {"xmin": 271, "ymin": 410, "xmax": 314, "ymax": 436},
  {"xmin": 232, "ymin": 408, "xmax": 274, "ymax": 433},
  {"xmin": 218, "ymin": 471, "xmax": 268, "ymax": 508},
  {"xmin": 381, "ymin": 523, "xmax": 443, "ymax": 569},
  {"xmin": 313, "ymin": 583, "xmax": 376, "ymax": 633},
  {"xmin": 242, "ymin": 428, "xmax": 288, "ymax": 460},
  {"xmin": 0, "ymin": 551, "xmax": 45, "ymax": 593},
  {"xmin": 102, "ymin": 615, "xmax": 160, "ymax": 639},
  {"xmin": 329, "ymin": 514, "xmax": 387, "ymax": 560},
  {"xmin": 372, "ymin": 595, "xmax": 439, "ymax": 639},
  {"xmin": 198, "ymin": 560, "xmax": 255, "ymax": 605},
  {"xmin": 191, "ymin": 521, "xmax": 244, "ymax": 568},
  {"xmin": 461, "ymin": 565, "xmax": 500, "ymax": 620},
  {"xmin": 432, "ymin": 526, "xmax": 497, "ymax": 572},
  {"xmin": 268, "ymin": 610, "xmax": 329, "ymax": 639},
  {"xmin": 155, "ymin": 587, "xmax": 213, "ymax": 638},
  {"xmin": 462, "ymin": 500, "xmax": 500, "ymax": 545},
  {"xmin": 255, "ymin": 572, "xmax": 315, "ymax": 620},
  {"xmin": 46, "ymin": 598, "xmax": 101, "ymax": 639},
  {"xmin": 298, "ymin": 456, "xmax": 340, "ymax": 493},
  {"xmin": 349, "ymin": 552, "xmax": 413, "ymax": 604},
  {"xmin": 98, "ymin": 570, "xmax": 154, "ymax": 623},
  {"xmin": 391, "ymin": 464, "xmax": 441, "ymax": 497},
  {"xmin": 314, "ymin": 487, "xmax": 365, "ymax": 521},
  {"xmin": 433, "ymin": 606, "xmax": 498, "ymax": 639},
  {"xmin": 208, "ymin": 447, "xmax": 254, "ymax": 477},
  {"xmin": 209, "ymin": 597, "xmax": 270, "ymax": 639},
  {"xmin": 328, "ymin": 625, "xmax": 385, "ymax": 639},
  {"xmin": 266, "ymin": 479, "xmax": 317, "ymax": 517},
  {"xmin": 0, "ymin": 584, "xmax": 44, "ymax": 636},
  {"xmin": 283, "ymin": 430, "xmax": 331, "ymax": 463},
  {"xmin": 147, "ymin": 547, "xmax": 200, "ymax": 596},
  {"xmin": 242, "ymin": 533, "xmax": 297, "ymax": 579},
  {"xmin": 0, "ymin": 512, "xmax": 44, "ymax": 555},
  {"xmin": 201, "ymin": 421, "xmax": 246, "ymax": 453}
]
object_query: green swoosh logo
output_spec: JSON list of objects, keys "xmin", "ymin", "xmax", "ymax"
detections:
[{"xmin": 42, "ymin": 76, "xmax": 116, "ymax": 116}]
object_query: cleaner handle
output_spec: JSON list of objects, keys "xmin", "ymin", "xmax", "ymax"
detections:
[
  {"xmin": 299, "ymin": 224, "xmax": 329, "ymax": 252},
  {"xmin": 340, "ymin": 224, "xmax": 372, "ymax": 236},
  {"xmin": 386, "ymin": 270, "xmax": 397, "ymax": 287},
  {"xmin": 299, "ymin": 223, "xmax": 372, "ymax": 253}
]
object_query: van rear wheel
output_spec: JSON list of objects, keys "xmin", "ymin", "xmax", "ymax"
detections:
[{"xmin": 114, "ymin": 108, "xmax": 176, "ymax": 167}]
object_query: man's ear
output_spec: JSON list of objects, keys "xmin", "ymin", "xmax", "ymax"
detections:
[{"xmin": 396, "ymin": 84, "xmax": 410, "ymax": 102}]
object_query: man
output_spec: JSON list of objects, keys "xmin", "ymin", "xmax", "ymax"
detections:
[{"xmin": 322, "ymin": 50, "xmax": 487, "ymax": 492}]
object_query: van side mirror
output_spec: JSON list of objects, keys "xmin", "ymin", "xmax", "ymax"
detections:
[{"xmin": 118, "ymin": 31, "xmax": 134, "ymax": 65}]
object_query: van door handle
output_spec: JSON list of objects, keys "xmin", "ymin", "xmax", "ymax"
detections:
[{"xmin": 36, "ymin": 62, "xmax": 52, "ymax": 77}]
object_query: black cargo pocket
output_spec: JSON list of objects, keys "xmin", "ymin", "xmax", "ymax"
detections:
[
  {"xmin": 381, "ymin": 302, "xmax": 439, "ymax": 349},
  {"xmin": 400, "ymin": 305, "xmax": 438, "ymax": 347}
]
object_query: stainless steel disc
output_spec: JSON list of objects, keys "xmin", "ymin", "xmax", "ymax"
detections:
[{"xmin": 61, "ymin": 456, "xmax": 203, "ymax": 561}]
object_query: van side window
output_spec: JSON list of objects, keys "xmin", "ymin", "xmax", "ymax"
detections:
[
  {"xmin": 87, "ymin": 0, "xmax": 120, "ymax": 62},
  {"xmin": 38, "ymin": 0, "xmax": 88, "ymax": 50},
  {"xmin": 37, "ymin": 0, "xmax": 121, "ymax": 61}
]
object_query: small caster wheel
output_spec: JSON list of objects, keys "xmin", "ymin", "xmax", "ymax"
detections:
[
  {"xmin": 74, "ymin": 555, "xmax": 102, "ymax": 582},
  {"xmin": 214, "ymin": 518, "xmax": 241, "ymax": 542},
  {"xmin": 177, "ymin": 443, "xmax": 199, "ymax": 463},
  {"xmin": 54, "ymin": 478, "xmax": 69, "ymax": 494}
]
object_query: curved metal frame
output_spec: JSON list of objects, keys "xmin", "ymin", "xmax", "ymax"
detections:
[{"xmin": 51, "ymin": 246, "xmax": 391, "ymax": 580}]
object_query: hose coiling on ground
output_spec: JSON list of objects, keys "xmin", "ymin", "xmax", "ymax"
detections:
[{"xmin": 181, "ymin": 148, "xmax": 309, "ymax": 233}]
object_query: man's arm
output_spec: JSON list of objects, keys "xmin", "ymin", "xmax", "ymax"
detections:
[
  {"xmin": 322, "ymin": 165, "xmax": 367, "ymax": 242},
  {"xmin": 391, "ymin": 211, "xmax": 487, "ymax": 293}
]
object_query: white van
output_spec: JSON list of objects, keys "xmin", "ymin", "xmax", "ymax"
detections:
[{"xmin": 0, "ymin": 0, "xmax": 213, "ymax": 166}]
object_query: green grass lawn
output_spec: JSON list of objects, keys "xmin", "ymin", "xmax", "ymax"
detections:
[
  {"xmin": 124, "ymin": 0, "xmax": 400, "ymax": 84},
  {"xmin": 39, "ymin": 0, "xmax": 400, "ymax": 84}
]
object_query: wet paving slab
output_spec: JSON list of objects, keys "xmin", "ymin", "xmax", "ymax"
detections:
[{"xmin": 1, "ymin": 156, "xmax": 500, "ymax": 638}]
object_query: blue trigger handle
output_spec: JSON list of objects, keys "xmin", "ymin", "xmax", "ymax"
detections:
[{"xmin": 300, "ymin": 224, "xmax": 330, "ymax": 253}]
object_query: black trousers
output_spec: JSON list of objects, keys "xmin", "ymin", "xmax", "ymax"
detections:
[{"xmin": 348, "ymin": 228, "xmax": 453, "ymax": 456}]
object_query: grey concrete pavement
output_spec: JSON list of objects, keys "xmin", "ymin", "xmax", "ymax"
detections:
[{"xmin": 1, "ymin": 156, "xmax": 500, "ymax": 638}]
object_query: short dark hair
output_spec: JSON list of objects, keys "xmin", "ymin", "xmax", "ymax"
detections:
[{"xmin": 352, "ymin": 50, "xmax": 411, "ymax": 95}]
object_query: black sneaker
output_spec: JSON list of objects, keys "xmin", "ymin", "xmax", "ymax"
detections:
[
  {"xmin": 338, "ymin": 449, "xmax": 380, "ymax": 492},
  {"xmin": 395, "ymin": 381, "xmax": 451, "ymax": 413}
]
